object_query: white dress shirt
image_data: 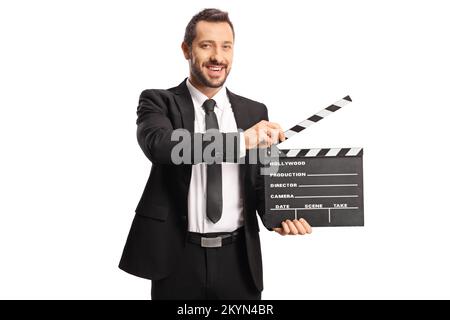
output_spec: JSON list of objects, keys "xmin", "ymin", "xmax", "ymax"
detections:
[{"xmin": 186, "ymin": 79, "xmax": 245, "ymax": 233}]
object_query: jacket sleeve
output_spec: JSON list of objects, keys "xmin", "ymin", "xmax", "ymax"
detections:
[{"xmin": 136, "ymin": 89, "xmax": 242, "ymax": 165}]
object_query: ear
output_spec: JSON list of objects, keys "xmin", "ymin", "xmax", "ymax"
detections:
[{"xmin": 181, "ymin": 42, "xmax": 190, "ymax": 60}]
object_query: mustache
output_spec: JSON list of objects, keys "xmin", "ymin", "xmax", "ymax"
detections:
[{"xmin": 205, "ymin": 61, "xmax": 227, "ymax": 67}]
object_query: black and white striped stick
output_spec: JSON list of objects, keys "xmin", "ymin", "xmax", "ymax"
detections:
[
  {"xmin": 282, "ymin": 147, "xmax": 363, "ymax": 157},
  {"xmin": 283, "ymin": 95, "xmax": 352, "ymax": 139}
]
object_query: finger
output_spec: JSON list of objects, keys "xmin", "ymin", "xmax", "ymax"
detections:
[
  {"xmin": 281, "ymin": 221, "xmax": 290, "ymax": 234},
  {"xmin": 279, "ymin": 130, "xmax": 286, "ymax": 141},
  {"xmin": 257, "ymin": 128, "xmax": 268, "ymax": 138},
  {"xmin": 265, "ymin": 123, "xmax": 285, "ymax": 142},
  {"xmin": 276, "ymin": 129, "xmax": 286, "ymax": 142},
  {"xmin": 266, "ymin": 128, "xmax": 281, "ymax": 143},
  {"xmin": 258, "ymin": 132, "xmax": 272, "ymax": 147},
  {"xmin": 265, "ymin": 122, "xmax": 282, "ymax": 130},
  {"xmin": 286, "ymin": 220, "xmax": 298, "ymax": 235},
  {"xmin": 293, "ymin": 219, "xmax": 306, "ymax": 235},
  {"xmin": 273, "ymin": 227, "xmax": 287, "ymax": 236},
  {"xmin": 299, "ymin": 218, "xmax": 312, "ymax": 234}
]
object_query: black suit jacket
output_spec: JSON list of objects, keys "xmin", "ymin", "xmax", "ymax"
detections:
[{"xmin": 119, "ymin": 79, "xmax": 269, "ymax": 291}]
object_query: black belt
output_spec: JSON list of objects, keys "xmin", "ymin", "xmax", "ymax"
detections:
[{"xmin": 187, "ymin": 228, "xmax": 244, "ymax": 248}]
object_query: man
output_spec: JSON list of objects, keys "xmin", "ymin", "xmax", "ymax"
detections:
[{"xmin": 119, "ymin": 8, "xmax": 312, "ymax": 300}]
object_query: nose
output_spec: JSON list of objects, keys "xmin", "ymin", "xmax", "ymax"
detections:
[{"xmin": 210, "ymin": 47, "xmax": 225, "ymax": 65}]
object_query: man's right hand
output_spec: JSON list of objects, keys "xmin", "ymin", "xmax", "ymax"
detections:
[{"xmin": 243, "ymin": 120, "xmax": 286, "ymax": 149}]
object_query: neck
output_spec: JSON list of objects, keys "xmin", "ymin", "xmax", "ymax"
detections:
[{"xmin": 188, "ymin": 76, "xmax": 222, "ymax": 99}]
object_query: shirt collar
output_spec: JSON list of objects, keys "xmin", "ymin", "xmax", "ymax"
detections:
[{"xmin": 186, "ymin": 78, "xmax": 227, "ymax": 111}]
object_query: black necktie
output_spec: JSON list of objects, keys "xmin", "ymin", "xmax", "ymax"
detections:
[{"xmin": 202, "ymin": 99, "xmax": 222, "ymax": 224}]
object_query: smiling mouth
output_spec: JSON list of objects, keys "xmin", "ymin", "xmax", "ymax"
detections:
[
  {"xmin": 206, "ymin": 65, "xmax": 226, "ymax": 71},
  {"xmin": 205, "ymin": 64, "xmax": 226, "ymax": 79}
]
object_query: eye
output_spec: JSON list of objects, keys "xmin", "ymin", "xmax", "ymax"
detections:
[
  {"xmin": 223, "ymin": 45, "xmax": 232, "ymax": 50},
  {"xmin": 201, "ymin": 43, "xmax": 211, "ymax": 49}
]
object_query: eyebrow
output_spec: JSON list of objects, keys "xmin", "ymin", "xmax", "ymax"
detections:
[{"xmin": 199, "ymin": 40, "xmax": 233, "ymax": 45}]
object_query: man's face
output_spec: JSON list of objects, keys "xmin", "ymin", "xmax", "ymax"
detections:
[{"xmin": 183, "ymin": 21, "xmax": 234, "ymax": 88}]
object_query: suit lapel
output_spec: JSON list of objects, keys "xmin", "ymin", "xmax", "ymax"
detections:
[
  {"xmin": 227, "ymin": 89, "xmax": 251, "ymax": 131},
  {"xmin": 226, "ymin": 89, "xmax": 249, "ymax": 189},
  {"xmin": 172, "ymin": 79, "xmax": 195, "ymax": 133}
]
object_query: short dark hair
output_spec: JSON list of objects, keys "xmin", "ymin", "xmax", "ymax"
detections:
[{"xmin": 183, "ymin": 8, "xmax": 235, "ymax": 48}]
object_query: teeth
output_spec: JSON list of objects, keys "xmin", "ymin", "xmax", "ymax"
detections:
[{"xmin": 208, "ymin": 66, "xmax": 222, "ymax": 71}]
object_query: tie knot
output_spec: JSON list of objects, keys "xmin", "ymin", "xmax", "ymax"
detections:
[{"xmin": 202, "ymin": 99, "xmax": 216, "ymax": 114}]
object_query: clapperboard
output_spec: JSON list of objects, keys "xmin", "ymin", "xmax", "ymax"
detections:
[{"xmin": 263, "ymin": 96, "xmax": 364, "ymax": 228}]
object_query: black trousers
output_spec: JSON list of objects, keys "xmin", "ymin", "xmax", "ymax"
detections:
[{"xmin": 151, "ymin": 228, "xmax": 262, "ymax": 300}]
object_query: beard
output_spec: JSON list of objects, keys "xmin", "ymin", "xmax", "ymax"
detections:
[{"xmin": 190, "ymin": 60, "xmax": 229, "ymax": 88}]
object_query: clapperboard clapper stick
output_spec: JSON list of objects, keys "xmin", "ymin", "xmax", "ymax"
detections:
[{"xmin": 263, "ymin": 96, "xmax": 364, "ymax": 228}]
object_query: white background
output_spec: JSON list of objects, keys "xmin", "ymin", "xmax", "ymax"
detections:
[{"xmin": 1, "ymin": 0, "xmax": 449, "ymax": 299}]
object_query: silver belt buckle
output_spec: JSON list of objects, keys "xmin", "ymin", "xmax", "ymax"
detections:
[{"xmin": 201, "ymin": 236, "xmax": 222, "ymax": 248}]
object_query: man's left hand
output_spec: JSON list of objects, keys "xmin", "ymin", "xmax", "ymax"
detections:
[{"xmin": 273, "ymin": 218, "xmax": 312, "ymax": 236}]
